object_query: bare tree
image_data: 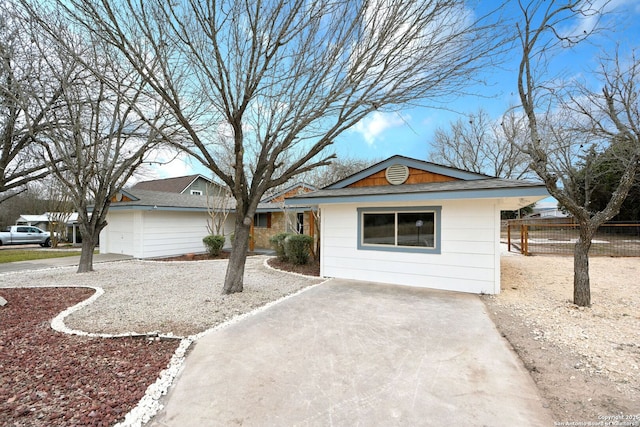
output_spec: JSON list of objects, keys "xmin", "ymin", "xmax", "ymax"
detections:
[
  {"xmin": 53, "ymin": 0, "xmax": 508, "ymax": 293},
  {"xmin": 515, "ymin": 0, "xmax": 639, "ymax": 307},
  {"xmin": 205, "ymin": 184, "xmax": 233, "ymax": 237},
  {"xmin": 429, "ymin": 108, "xmax": 532, "ymax": 179},
  {"xmin": 42, "ymin": 178, "xmax": 74, "ymax": 247},
  {"xmin": 300, "ymin": 156, "xmax": 380, "ymax": 189},
  {"xmin": 23, "ymin": 17, "xmax": 178, "ymax": 273},
  {"xmin": 0, "ymin": 4, "xmax": 66, "ymax": 202},
  {"xmin": 263, "ymin": 155, "xmax": 379, "ymax": 258}
]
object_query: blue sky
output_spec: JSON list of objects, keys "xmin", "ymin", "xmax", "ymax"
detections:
[
  {"xmin": 150, "ymin": 0, "xmax": 640, "ymax": 180},
  {"xmin": 336, "ymin": 0, "xmax": 640, "ymax": 162}
]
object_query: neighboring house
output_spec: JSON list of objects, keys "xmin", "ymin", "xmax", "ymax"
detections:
[
  {"xmin": 100, "ymin": 189, "xmax": 234, "ymax": 258},
  {"xmin": 16, "ymin": 214, "xmax": 51, "ymax": 231},
  {"xmin": 100, "ymin": 183, "xmax": 316, "ymax": 258},
  {"xmin": 285, "ymin": 155, "xmax": 549, "ymax": 295},
  {"xmin": 528, "ymin": 199, "xmax": 569, "ymax": 219},
  {"xmin": 16, "ymin": 212, "xmax": 81, "ymax": 244},
  {"xmin": 131, "ymin": 174, "xmax": 222, "ymax": 196}
]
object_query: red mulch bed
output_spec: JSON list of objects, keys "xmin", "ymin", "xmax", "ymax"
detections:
[
  {"xmin": 158, "ymin": 251, "xmax": 231, "ymax": 261},
  {"xmin": 0, "ymin": 288, "xmax": 179, "ymax": 426},
  {"xmin": 158, "ymin": 251, "xmax": 321, "ymax": 278},
  {"xmin": 266, "ymin": 258, "xmax": 320, "ymax": 277}
]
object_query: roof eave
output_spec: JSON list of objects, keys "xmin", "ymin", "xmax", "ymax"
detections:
[
  {"xmin": 104, "ymin": 205, "xmax": 211, "ymax": 212},
  {"xmin": 285, "ymin": 186, "xmax": 549, "ymax": 206}
]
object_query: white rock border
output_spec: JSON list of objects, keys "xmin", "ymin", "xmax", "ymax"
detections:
[{"xmin": 36, "ymin": 274, "xmax": 330, "ymax": 427}]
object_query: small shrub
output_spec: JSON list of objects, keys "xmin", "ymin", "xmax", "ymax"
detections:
[
  {"xmin": 284, "ymin": 234, "xmax": 313, "ymax": 265},
  {"xmin": 203, "ymin": 235, "xmax": 225, "ymax": 257},
  {"xmin": 269, "ymin": 232, "xmax": 292, "ymax": 261}
]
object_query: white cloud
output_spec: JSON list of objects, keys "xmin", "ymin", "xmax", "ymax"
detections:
[
  {"xmin": 560, "ymin": 0, "xmax": 636, "ymax": 39},
  {"xmin": 352, "ymin": 111, "xmax": 408, "ymax": 145},
  {"xmin": 156, "ymin": 154, "xmax": 197, "ymax": 178},
  {"xmin": 135, "ymin": 147, "xmax": 201, "ymax": 182}
]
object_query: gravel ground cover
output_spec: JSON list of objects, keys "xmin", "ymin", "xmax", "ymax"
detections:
[
  {"xmin": 3, "ymin": 252, "xmax": 638, "ymax": 425},
  {"xmin": 483, "ymin": 254, "xmax": 640, "ymax": 423},
  {"xmin": 0, "ymin": 256, "xmax": 324, "ymax": 337},
  {"xmin": 0, "ymin": 256, "xmax": 324, "ymax": 426}
]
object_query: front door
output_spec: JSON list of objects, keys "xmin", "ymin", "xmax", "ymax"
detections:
[{"xmin": 296, "ymin": 213, "xmax": 304, "ymax": 234}]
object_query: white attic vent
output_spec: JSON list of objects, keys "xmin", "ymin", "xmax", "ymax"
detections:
[{"xmin": 385, "ymin": 164, "xmax": 409, "ymax": 185}]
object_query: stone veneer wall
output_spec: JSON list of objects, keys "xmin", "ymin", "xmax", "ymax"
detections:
[
  {"xmin": 253, "ymin": 212, "xmax": 285, "ymax": 249},
  {"xmin": 252, "ymin": 211, "xmax": 316, "ymax": 250}
]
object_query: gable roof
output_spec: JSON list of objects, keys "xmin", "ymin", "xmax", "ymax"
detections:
[
  {"xmin": 261, "ymin": 183, "xmax": 318, "ymax": 203},
  {"xmin": 111, "ymin": 186, "xmax": 319, "ymax": 213},
  {"xmin": 131, "ymin": 174, "xmax": 214, "ymax": 194},
  {"xmin": 325, "ymin": 155, "xmax": 491, "ymax": 189},
  {"xmin": 285, "ymin": 155, "xmax": 548, "ymax": 209},
  {"xmin": 109, "ymin": 189, "xmax": 234, "ymax": 212}
]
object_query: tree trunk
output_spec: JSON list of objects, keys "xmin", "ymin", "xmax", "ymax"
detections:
[
  {"xmin": 222, "ymin": 217, "xmax": 251, "ymax": 294},
  {"xmin": 573, "ymin": 224, "xmax": 594, "ymax": 307},
  {"xmin": 77, "ymin": 232, "xmax": 98, "ymax": 273}
]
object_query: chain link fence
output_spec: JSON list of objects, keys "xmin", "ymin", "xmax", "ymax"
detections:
[{"xmin": 504, "ymin": 219, "xmax": 640, "ymax": 257}]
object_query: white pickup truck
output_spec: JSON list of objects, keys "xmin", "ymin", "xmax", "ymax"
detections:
[{"xmin": 0, "ymin": 226, "xmax": 52, "ymax": 247}]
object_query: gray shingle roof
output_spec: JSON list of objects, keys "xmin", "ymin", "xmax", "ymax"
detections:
[
  {"xmin": 113, "ymin": 189, "xmax": 236, "ymax": 211},
  {"xmin": 131, "ymin": 175, "xmax": 203, "ymax": 193},
  {"xmin": 112, "ymin": 189, "xmax": 306, "ymax": 213}
]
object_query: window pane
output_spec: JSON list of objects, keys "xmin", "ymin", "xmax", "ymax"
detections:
[
  {"xmin": 254, "ymin": 213, "xmax": 268, "ymax": 228},
  {"xmin": 397, "ymin": 212, "xmax": 435, "ymax": 247},
  {"xmin": 363, "ymin": 213, "xmax": 395, "ymax": 245}
]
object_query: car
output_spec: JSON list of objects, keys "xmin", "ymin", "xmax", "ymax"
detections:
[{"xmin": 0, "ymin": 225, "xmax": 52, "ymax": 247}]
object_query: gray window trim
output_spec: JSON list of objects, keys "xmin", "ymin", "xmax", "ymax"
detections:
[{"xmin": 357, "ymin": 206, "xmax": 442, "ymax": 254}]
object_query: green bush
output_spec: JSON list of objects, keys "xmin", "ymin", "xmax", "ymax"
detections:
[
  {"xmin": 203, "ymin": 235, "xmax": 225, "ymax": 257},
  {"xmin": 269, "ymin": 232, "xmax": 292, "ymax": 261},
  {"xmin": 284, "ymin": 234, "xmax": 313, "ymax": 265}
]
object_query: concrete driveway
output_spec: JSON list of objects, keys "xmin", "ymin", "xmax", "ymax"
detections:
[{"xmin": 151, "ymin": 279, "xmax": 553, "ymax": 426}]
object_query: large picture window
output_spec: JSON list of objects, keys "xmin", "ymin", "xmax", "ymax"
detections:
[{"xmin": 358, "ymin": 207, "xmax": 441, "ymax": 254}]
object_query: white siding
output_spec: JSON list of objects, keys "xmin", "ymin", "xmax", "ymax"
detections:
[
  {"xmin": 101, "ymin": 210, "xmax": 236, "ymax": 258},
  {"xmin": 100, "ymin": 211, "xmax": 138, "ymax": 255},
  {"xmin": 139, "ymin": 211, "xmax": 210, "ymax": 258},
  {"xmin": 320, "ymin": 199, "xmax": 501, "ymax": 294}
]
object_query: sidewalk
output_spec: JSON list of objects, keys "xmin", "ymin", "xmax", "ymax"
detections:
[{"xmin": 0, "ymin": 253, "xmax": 133, "ymax": 273}]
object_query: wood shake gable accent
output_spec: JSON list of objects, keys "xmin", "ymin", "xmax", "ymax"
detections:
[
  {"xmin": 347, "ymin": 166, "xmax": 458, "ymax": 188},
  {"xmin": 324, "ymin": 155, "xmax": 490, "ymax": 190},
  {"xmin": 110, "ymin": 192, "xmax": 135, "ymax": 203},
  {"xmin": 262, "ymin": 183, "xmax": 317, "ymax": 203}
]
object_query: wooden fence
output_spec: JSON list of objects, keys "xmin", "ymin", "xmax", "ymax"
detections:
[{"xmin": 505, "ymin": 220, "xmax": 640, "ymax": 257}]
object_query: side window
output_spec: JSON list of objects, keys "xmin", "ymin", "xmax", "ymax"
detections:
[
  {"xmin": 17, "ymin": 227, "xmax": 29, "ymax": 233},
  {"xmin": 253, "ymin": 213, "xmax": 271, "ymax": 228},
  {"xmin": 29, "ymin": 227, "xmax": 42, "ymax": 234}
]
